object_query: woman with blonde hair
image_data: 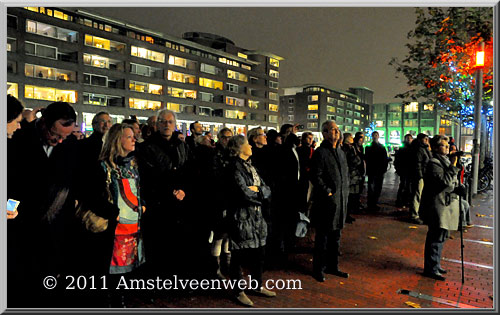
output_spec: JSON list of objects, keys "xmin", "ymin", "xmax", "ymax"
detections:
[{"xmin": 81, "ymin": 123, "xmax": 145, "ymax": 307}]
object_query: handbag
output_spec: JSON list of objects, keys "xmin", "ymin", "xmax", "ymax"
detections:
[
  {"xmin": 76, "ymin": 163, "xmax": 112, "ymax": 233},
  {"xmin": 295, "ymin": 211, "xmax": 311, "ymax": 238}
]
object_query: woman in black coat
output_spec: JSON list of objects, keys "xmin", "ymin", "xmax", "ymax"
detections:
[{"xmin": 225, "ymin": 135, "xmax": 276, "ymax": 307}]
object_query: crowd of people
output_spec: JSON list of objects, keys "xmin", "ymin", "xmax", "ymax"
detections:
[{"xmin": 6, "ymin": 96, "xmax": 468, "ymax": 308}]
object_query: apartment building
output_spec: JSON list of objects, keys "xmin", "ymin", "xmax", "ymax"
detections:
[
  {"xmin": 371, "ymin": 102, "xmax": 465, "ymax": 148},
  {"xmin": 280, "ymin": 84, "xmax": 372, "ymax": 138},
  {"xmin": 7, "ymin": 7, "xmax": 284, "ymax": 136}
]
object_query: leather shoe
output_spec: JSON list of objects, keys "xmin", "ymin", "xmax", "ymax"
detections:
[
  {"xmin": 409, "ymin": 217, "xmax": 424, "ymax": 225},
  {"xmin": 438, "ymin": 268, "xmax": 447, "ymax": 274},
  {"xmin": 346, "ymin": 215, "xmax": 356, "ymax": 223},
  {"xmin": 325, "ymin": 269, "xmax": 349, "ymax": 278},
  {"xmin": 313, "ymin": 271, "xmax": 326, "ymax": 282},
  {"xmin": 422, "ymin": 271, "xmax": 446, "ymax": 281}
]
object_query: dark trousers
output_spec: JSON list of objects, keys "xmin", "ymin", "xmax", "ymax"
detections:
[
  {"xmin": 230, "ymin": 247, "xmax": 265, "ymax": 292},
  {"xmin": 396, "ymin": 175, "xmax": 412, "ymax": 207},
  {"xmin": 424, "ymin": 226, "xmax": 449, "ymax": 274},
  {"xmin": 313, "ymin": 228, "xmax": 342, "ymax": 273},
  {"xmin": 367, "ymin": 173, "xmax": 385, "ymax": 208},
  {"xmin": 348, "ymin": 193, "xmax": 361, "ymax": 213}
]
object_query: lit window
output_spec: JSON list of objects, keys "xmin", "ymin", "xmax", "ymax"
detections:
[
  {"xmin": 269, "ymin": 58, "xmax": 279, "ymax": 67},
  {"xmin": 248, "ymin": 100, "xmax": 259, "ymax": 109},
  {"xmin": 167, "ymin": 103, "xmax": 181, "ymax": 113},
  {"xmin": 168, "ymin": 70, "xmax": 196, "ymax": 84},
  {"xmin": 167, "ymin": 87, "xmax": 196, "ymax": 99},
  {"xmin": 424, "ymin": 104, "xmax": 434, "ymax": 111},
  {"xmin": 83, "ymin": 54, "xmax": 110, "ymax": 69},
  {"xmin": 226, "ymin": 96, "xmax": 245, "ymax": 107},
  {"xmin": 327, "ymin": 106, "xmax": 335, "ymax": 113},
  {"xmin": 26, "ymin": 19, "xmax": 78, "ymax": 42},
  {"xmin": 307, "ymin": 122, "xmax": 318, "ymax": 129},
  {"xmin": 7, "ymin": 82, "xmax": 18, "ymax": 98},
  {"xmin": 354, "ymin": 119, "xmax": 360, "ymax": 125},
  {"xmin": 327, "ymin": 97, "xmax": 335, "ymax": 104},
  {"xmin": 226, "ymin": 110, "xmax": 247, "ymax": 120},
  {"xmin": 131, "ymin": 46, "xmax": 165, "ymax": 63},
  {"xmin": 25, "ymin": 64, "xmax": 75, "ymax": 82},
  {"xmin": 129, "ymin": 98, "xmax": 161, "ymax": 110},
  {"xmin": 199, "ymin": 77, "xmax": 223, "ymax": 90},
  {"xmin": 269, "ymin": 69, "xmax": 279, "ymax": 78},
  {"xmin": 404, "ymin": 102, "xmax": 419, "ymax": 112},
  {"xmin": 307, "ymin": 113, "xmax": 318, "ymax": 120},
  {"xmin": 237, "ymin": 52, "xmax": 248, "ymax": 59},
  {"xmin": 24, "ymin": 85, "xmax": 76, "ymax": 103},
  {"xmin": 269, "ymin": 104, "xmax": 279, "ymax": 112},
  {"xmin": 227, "ymin": 70, "xmax": 248, "ymax": 82},
  {"xmin": 308, "ymin": 105, "xmax": 318, "ymax": 111},
  {"xmin": 308, "ymin": 95, "xmax": 318, "ymax": 102}
]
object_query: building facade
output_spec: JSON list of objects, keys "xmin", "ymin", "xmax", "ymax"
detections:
[
  {"xmin": 280, "ymin": 84, "xmax": 372, "ymax": 137},
  {"xmin": 7, "ymin": 7, "xmax": 284, "ymax": 136},
  {"xmin": 371, "ymin": 102, "xmax": 466, "ymax": 148}
]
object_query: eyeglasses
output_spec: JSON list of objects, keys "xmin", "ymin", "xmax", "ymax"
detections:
[{"xmin": 158, "ymin": 119, "xmax": 175, "ymax": 125}]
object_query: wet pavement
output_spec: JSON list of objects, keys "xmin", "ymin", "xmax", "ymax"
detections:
[{"xmin": 125, "ymin": 168, "xmax": 494, "ymax": 310}]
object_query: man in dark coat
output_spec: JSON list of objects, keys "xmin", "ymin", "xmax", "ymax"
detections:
[
  {"xmin": 78, "ymin": 111, "xmax": 111, "ymax": 162},
  {"xmin": 408, "ymin": 133, "xmax": 432, "ymax": 224},
  {"xmin": 135, "ymin": 109, "xmax": 194, "ymax": 278},
  {"xmin": 8, "ymin": 102, "xmax": 78, "ymax": 307},
  {"xmin": 185, "ymin": 120, "xmax": 203, "ymax": 151},
  {"xmin": 272, "ymin": 124, "xmax": 303, "ymax": 264},
  {"xmin": 364, "ymin": 131, "xmax": 390, "ymax": 211},
  {"xmin": 394, "ymin": 134, "xmax": 414, "ymax": 208},
  {"xmin": 310, "ymin": 120, "xmax": 350, "ymax": 282}
]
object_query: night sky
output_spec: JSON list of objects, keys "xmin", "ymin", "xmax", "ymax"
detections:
[{"xmin": 88, "ymin": 6, "xmax": 418, "ymax": 103}]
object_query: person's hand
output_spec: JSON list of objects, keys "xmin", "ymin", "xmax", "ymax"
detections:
[
  {"xmin": 173, "ymin": 190, "xmax": 186, "ymax": 201},
  {"xmin": 142, "ymin": 206, "xmax": 146, "ymax": 213},
  {"xmin": 292, "ymin": 124, "xmax": 300, "ymax": 134},
  {"xmin": 248, "ymin": 186, "xmax": 259, "ymax": 192},
  {"xmin": 449, "ymin": 154, "xmax": 458, "ymax": 167},
  {"xmin": 116, "ymin": 215, "xmax": 120, "ymax": 221},
  {"xmin": 7, "ymin": 211, "xmax": 18, "ymax": 220}
]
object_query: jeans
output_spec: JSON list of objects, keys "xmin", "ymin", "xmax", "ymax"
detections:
[
  {"xmin": 230, "ymin": 247, "xmax": 265, "ymax": 292},
  {"xmin": 424, "ymin": 226, "xmax": 449, "ymax": 274}
]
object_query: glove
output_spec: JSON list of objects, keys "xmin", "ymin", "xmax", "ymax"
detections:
[{"xmin": 453, "ymin": 184, "xmax": 467, "ymax": 198}]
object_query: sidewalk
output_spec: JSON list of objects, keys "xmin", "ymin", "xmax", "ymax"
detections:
[{"xmin": 127, "ymin": 168, "xmax": 495, "ymax": 309}]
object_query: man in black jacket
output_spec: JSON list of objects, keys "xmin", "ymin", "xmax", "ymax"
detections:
[
  {"xmin": 394, "ymin": 134, "xmax": 413, "ymax": 208},
  {"xmin": 365, "ymin": 131, "xmax": 390, "ymax": 211},
  {"xmin": 79, "ymin": 111, "xmax": 111, "ymax": 161},
  {"xmin": 136, "ymin": 109, "xmax": 194, "ymax": 278},
  {"xmin": 8, "ymin": 102, "xmax": 78, "ymax": 307},
  {"xmin": 311, "ymin": 120, "xmax": 350, "ymax": 282},
  {"xmin": 408, "ymin": 133, "xmax": 432, "ymax": 224}
]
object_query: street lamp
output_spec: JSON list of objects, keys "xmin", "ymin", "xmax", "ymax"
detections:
[{"xmin": 471, "ymin": 42, "xmax": 484, "ymax": 196}]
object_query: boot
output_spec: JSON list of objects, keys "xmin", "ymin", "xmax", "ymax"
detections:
[
  {"xmin": 235, "ymin": 291, "xmax": 254, "ymax": 307},
  {"xmin": 252, "ymin": 286, "xmax": 277, "ymax": 297}
]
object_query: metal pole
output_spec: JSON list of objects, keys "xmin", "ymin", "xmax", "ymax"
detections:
[
  {"xmin": 471, "ymin": 42, "xmax": 484, "ymax": 196},
  {"xmin": 459, "ymin": 195, "xmax": 465, "ymax": 284}
]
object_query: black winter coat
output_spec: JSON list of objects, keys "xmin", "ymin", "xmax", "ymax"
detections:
[
  {"xmin": 226, "ymin": 157, "xmax": 271, "ymax": 250},
  {"xmin": 411, "ymin": 141, "xmax": 432, "ymax": 180},
  {"xmin": 310, "ymin": 141, "xmax": 350, "ymax": 231},
  {"xmin": 8, "ymin": 120, "xmax": 79, "ymax": 274},
  {"xmin": 394, "ymin": 141, "xmax": 412, "ymax": 177},
  {"xmin": 135, "ymin": 132, "xmax": 191, "ymax": 210},
  {"xmin": 365, "ymin": 141, "xmax": 389, "ymax": 176}
]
